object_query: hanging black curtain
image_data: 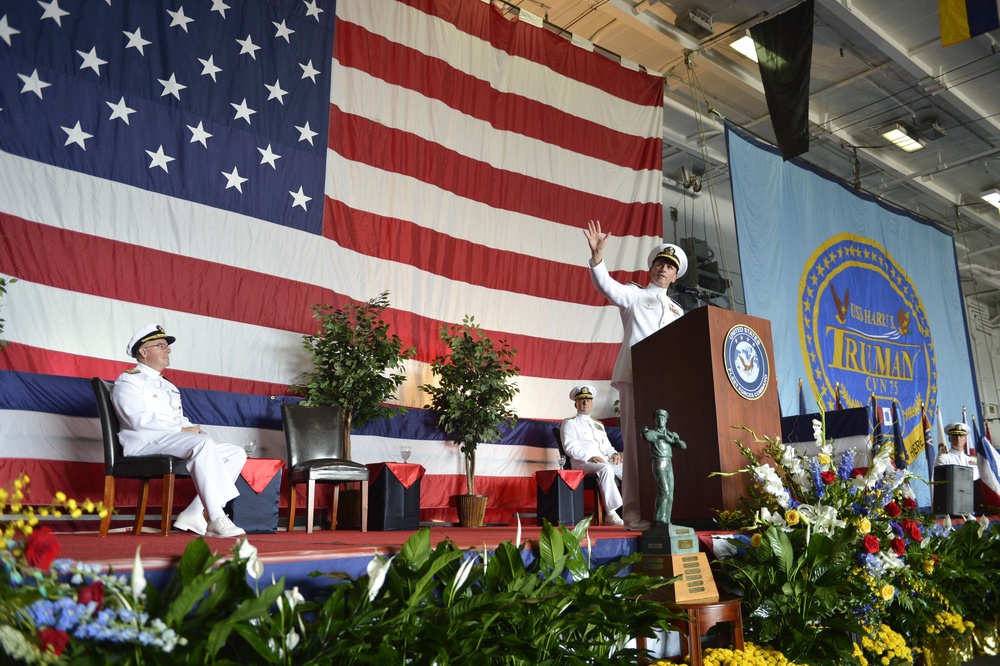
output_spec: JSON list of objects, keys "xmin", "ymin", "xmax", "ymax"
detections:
[{"xmin": 750, "ymin": 0, "xmax": 814, "ymax": 160}]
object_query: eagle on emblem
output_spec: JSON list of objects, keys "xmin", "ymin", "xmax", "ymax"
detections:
[
  {"xmin": 739, "ymin": 351, "xmax": 757, "ymax": 373},
  {"xmin": 896, "ymin": 307, "xmax": 911, "ymax": 335},
  {"xmin": 830, "ymin": 284, "xmax": 849, "ymax": 324}
]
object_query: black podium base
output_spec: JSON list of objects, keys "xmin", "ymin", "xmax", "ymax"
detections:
[
  {"xmin": 536, "ymin": 476, "xmax": 584, "ymax": 526},
  {"xmin": 226, "ymin": 471, "xmax": 281, "ymax": 534},
  {"xmin": 368, "ymin": 470, "xmax": 421, "ymax": 531}
]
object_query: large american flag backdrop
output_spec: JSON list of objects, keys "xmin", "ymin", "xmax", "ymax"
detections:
[{"xmin": 0, "ymin": 0, "xmax": 663, "ymax": 522}]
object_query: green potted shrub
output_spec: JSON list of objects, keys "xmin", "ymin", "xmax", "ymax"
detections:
[
  {"xmin": 421, "ymin": 316, "xmax": 519, "ymax": 527},
  {"xmin": 292, "ymin": 291, "xmax": 414, "ymax": 460}
]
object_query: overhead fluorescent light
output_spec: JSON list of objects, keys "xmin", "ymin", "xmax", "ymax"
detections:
[
  {"xmin": 880, "ymin": 123, "xmax": 926, "ymax": 152},
  {"xmin": 982, "ymin": 188, "xmax": 1000, "ymax": 209},
  {"xmin": 730, "ymin": 34, "xmax": 758, "ymax": 63}
]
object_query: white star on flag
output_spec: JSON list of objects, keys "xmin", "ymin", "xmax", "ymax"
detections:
[
  {"xmin": 210, "ymin": 0, "xmax": 230, "ymax": 18},
  {"xmin": 18, "ymin": 69, "xmax": 51, "ymax": 99},
  {"xmin": 39, "ymin": 0, "xmax": 70, "ymax": 26},
  {"xmin": 237, "ymin": 34, "xmax": 261, "ymax": 59},
  {"xmin": 167, "ymin": 6, "xmax": 195, "ymax": 32},
  {"xmin": 145, "ymin": 145, "xmax": 175, "ymax": 172},
  {"xmin": 258, "ymin": 144, "xmax": 281, "ymax": 169},
  {"xmin": 123, "ymin": 27, "xmax": 152, "ymax": 55},
  {"xmin": 231, "ymin": 99, "xmax": 257, "ymax": 124},
  {"xmin": 303, "ymin": 0, "xmax": 324, "ymax": 21},
  {"xmin": 289, "ymin": 186, "xmax": 311, "ymax": 210},
  {"xmin": 77, "ymin": 47, "xmax": 108, "ymax": 75},
  {"xmin": 265, "ymin": 79, "xmax": 288, "ymax": 104},
  {"xmin": 198, "ymin": 55, "xmax": 222, "ymax": 82},
  {"xmin": 273, "ymin": 20, "xmax": 295, "ymax": 42},
  {"xmin": 61, "ymin": 121, "xmax": 93, "ymax": 150},
  {"xmin": 223, "ymin": 166, "xmax": 248, "ymax": 192},
  {"xmin": 0, "ymin": 15, "xmax": 22, "ymax": 46},
  {"xmin": 187, "ymin": 122, "xmax": 213, "ymax": 147},
  {"xmin": 295, "ymin": 121, "xmax": 318, "ymax": 145},
  {"xmin": 158, "ymin": 74, "xmax": 187, "ymax": 99},
  {"xmin": 106, "ymin": 97, "xmax": 136, "ymax": 124},
  {"xmin": 299, "ymin": 60, "xmax": 319, "ymax": 83}
]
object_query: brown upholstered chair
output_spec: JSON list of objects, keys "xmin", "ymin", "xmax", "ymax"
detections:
[
  {"xmin": 91, "ymin": 377, "xmax": 190, "ymax": 537},
  {"xmin": 282, "ymin": 403, "xmax": 369, "ymax": 533}
]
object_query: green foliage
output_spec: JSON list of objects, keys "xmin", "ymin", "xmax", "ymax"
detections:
[
  {"xmin": 0, "ymin": 275, "xmax": 16, "ymax": 348},
  {"xmin": 292, "ymin": 519, "xmax": 684, "ymax": 664},
  {"xmin": 420, "ymin": 316, "xmax": 519, "ymax": 495},
  {"xmin": 292, "ymin": 291, "xmax": 414, "ymax": 458}
]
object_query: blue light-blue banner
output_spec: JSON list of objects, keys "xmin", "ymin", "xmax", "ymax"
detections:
[{"xmin": 728, "ymin": 125, "xmax": 981, "ymax": 506}]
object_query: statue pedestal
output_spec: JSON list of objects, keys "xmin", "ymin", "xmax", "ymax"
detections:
[
  {"xmin": 638, "ymin": 523, "xmax": 698, "ymax": 556},
  {"xmin": 635, "ymin": 551, "xmax": 719, "ymax": 603}
]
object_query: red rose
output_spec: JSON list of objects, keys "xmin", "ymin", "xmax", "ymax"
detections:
[
  {"xmin": 78, "ymin": 581, "xmax": 104, "ymax": 609},
  {"xmin": 38, "ymin": 628, "xmax": 71, "ymax": 656},
  {"xmin": 821, "ymin": 470, "xmax": 836, "ymax": 485},
  {"xmin": 862, "ymin": 534, "xmax": 880, "ymax": 554},
  {"xmin": 884, "ymin": 501, "xmax": 901, "ymax": 517},
  {"xmin": 907, "ymin": 521, "xmax": 923, "ymax": 542},
  {"xmin": 25, "ymin": 528, "xmax": 61, "ymax": 571},
  {"xmin": 891, "ymin": 537, "xmax": 906, "ymax": 555},
  {"xmin": 850, "ymin": 468, "xmax": 865, "ymax": 478},
  {"xmin": 902, "ymin": 497, "xmax": 917, "ymax": 511}
]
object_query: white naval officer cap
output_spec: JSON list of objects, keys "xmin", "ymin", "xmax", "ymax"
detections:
[
  {"xmin": 570, "ymin": 385, "xmax": 596, "ymax": 401},
  {"xmin": 946, "ymin": 422, "xmax": 970, "ymax": 436},
  {"xmin": 126, "ymin": 323, "xmax": 176, "ymax": 358},
  {"xmin": 647, "ymin": 243, "xmax": 688, "ymax": 278}
]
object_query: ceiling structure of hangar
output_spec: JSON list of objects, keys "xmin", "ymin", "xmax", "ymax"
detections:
[{"xmin": 496, "ymin": 0, "xmax": 1000, "ymax": 310}]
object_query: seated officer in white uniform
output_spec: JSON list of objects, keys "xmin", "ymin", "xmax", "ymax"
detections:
[
  {"xmin": 113, "ymin": 324, "xmax": 247, "ymax": 538},
  {"xmin": 935, "ymin": 422, "xmax": 980, "ymax": 481},
  {"xmin": 560, "ymin": 385, "xmax": 625, "ymax": 526}
]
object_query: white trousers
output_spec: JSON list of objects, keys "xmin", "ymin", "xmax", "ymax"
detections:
[
  {"xmin": 127, "ymin": 432, "xmax": 245, "ymax": 520},
  {"xmin": 616, "ymin": 382, "xmax": 643, "ymax": 524},
  {"xmin": 571, "ymin": 459, "xmax": 622, "ymax": 513}
]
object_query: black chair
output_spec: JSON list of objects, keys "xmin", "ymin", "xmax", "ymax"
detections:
[
  {"xmin": 91, "ymin": 377, "xmax": 190, "ymax": 537},
  {"xmin": 282, "ymin": 403, "xmax": 369, "ymax": 533},
  {"xmin": 553, "ymin": 427, "xmax": 607, "ymax": 526}
]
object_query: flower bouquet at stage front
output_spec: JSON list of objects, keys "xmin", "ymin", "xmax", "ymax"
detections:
[{"xmin": 714, "ymin": 419, "xmax": 929, "ymax": 666}]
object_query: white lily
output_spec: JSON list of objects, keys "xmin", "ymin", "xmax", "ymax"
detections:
[
  {"xmin": 286, "ymin": 629, "xmax": 300, "ymax": 651},
  {"xmin": 284, "ymin": 585, "xmax": 305, "ymax": 610},
  {"xmin": 515, "ymin": 512, "xmax": 522, "ymax": 546},
  {"xmin": 978, "ymin": 515, "xmax": 991, "ymax": 537},
  {"xmin": 797, "ymin": 504, "xmax": 845, "ymax": 535},
  {"xmin": 943, "ymin": 515, "xmax": 953, "ymax": 531},
  {"xmin": 238, "ymin": 539, "xmax": 264, "ymax": 580},
  {"xmin": 366, "ymin": 554, "xmax": 395, "ymax": 602},
  {"xmin": 131, "ymin": 545, "xmax": 146, "ymax": 598},
  {"xmin": 453, "ymin": 554, "xmax": 477, "ymax": 592}
]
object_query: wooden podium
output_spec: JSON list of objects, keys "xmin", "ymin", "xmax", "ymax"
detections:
[{"xmin": 631, "ymin": 306, "xmax": 781, "ymax": 524}]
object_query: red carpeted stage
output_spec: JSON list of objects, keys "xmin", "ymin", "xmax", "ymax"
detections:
[{"xmin": 51, "ymin": 521, "xmax": 642, "ymax": 600}]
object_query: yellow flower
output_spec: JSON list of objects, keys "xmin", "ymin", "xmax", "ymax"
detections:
[
  {"xmin": 67, "ymin": 498, "xmax": 78, "ymax": 510},
  {"xmin": 858, "ymin": 517, "xmax": 872, "ymax": 534},
  {"xmin": 54, "ymin": 491, "xmax": 67, "ymax": 503},
  {"xmin": 785, "ymin": 509, "xmax": 801, "ymax": 526},
  {"xmin": 751, "ymin": 533, "xmax": 763, "ymax": 548},
  {"xmin": 817, "ymin": 453, "xmax": 831, "ymax": 465},
  {"xmin": 922, "ymin": 559, "xmax": 934, "ymax": 575},
  {"xmin": 879, "ymin": 584, "xmax": 895, "ymax": 600}
]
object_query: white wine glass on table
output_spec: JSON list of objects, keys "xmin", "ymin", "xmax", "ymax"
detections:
[
  {"xmin": 243, "ymin": 438, "xmax": 257, "ymax": 457},
  {"xmin": 400, "ymin": 445, "xmax": 412, "ymax": 463}
]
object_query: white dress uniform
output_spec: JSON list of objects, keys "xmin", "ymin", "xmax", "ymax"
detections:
[
  {"xmin": 561, "ymin": 413, "xmax": 622, "ymax": 513},
  {"xmin": 113, "ymin": 363, "xmax": 246, "ymax": 517},
  {"xmin": 935, "ymin": 449, "xmax": 980, "ymax": 481},
  {"xmin": 589, "ymin": 260, "xmax": 684, "ymax": 526}
]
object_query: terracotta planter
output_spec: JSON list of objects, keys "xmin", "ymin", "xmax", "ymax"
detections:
[{"xmin": 455, "ymin": 494, "xmax": 488, "ymax": 527}]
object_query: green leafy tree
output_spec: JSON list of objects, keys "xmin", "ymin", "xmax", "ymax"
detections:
[
  {"xmin": 420, "ymin": 316, "xmax": 519, "ymax": 496},
  {"xmin": 292, "ymin": 291, "xmax": 414, "ymax": 460}
]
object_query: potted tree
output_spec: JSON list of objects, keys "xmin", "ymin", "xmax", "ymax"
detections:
[
  {"xmin": 292, "ymin": 291, "xmax": 414, "ymax": 461},
  {"xmin": 421, "ymin": 316, "xmax": 519, "ymax": 527}
]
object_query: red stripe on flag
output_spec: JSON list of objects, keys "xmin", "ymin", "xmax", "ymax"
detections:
[
  {"xmin": 2, "ymin": 215, "xmax": 620, "ymax": 379},
  {"xmin": 329, "ymin": 106, "xmax": 661, "ymax": 234},
  {"xmin": 333, "ymin": 20, "xmax": 662, "ymax": 172},
  {"xmin": 394, "ymin": 0, "xmax": 664, "ymax": 107},
  {"xmin": 0, "ymin": 343, "xmax": 292, "ymax": 396},
  {"xmin": 322, "ymin": 198, "xmax": 649, "ymax": 305}
]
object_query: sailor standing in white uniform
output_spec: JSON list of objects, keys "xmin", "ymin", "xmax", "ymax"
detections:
[
  {"xmin": 585, "ymin": 220, "xmax": 687, "ymax": 530},
  {"xmin": 113, "ymin": 324, "xmax": 247, "ymax": 538},
  {"xmin": 935, "ymin": 421, "xmax": 980, "ymax": 481},
  {"xmin": 560, "ymin": 385, "xmax": 625, "ymax": 526}
]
